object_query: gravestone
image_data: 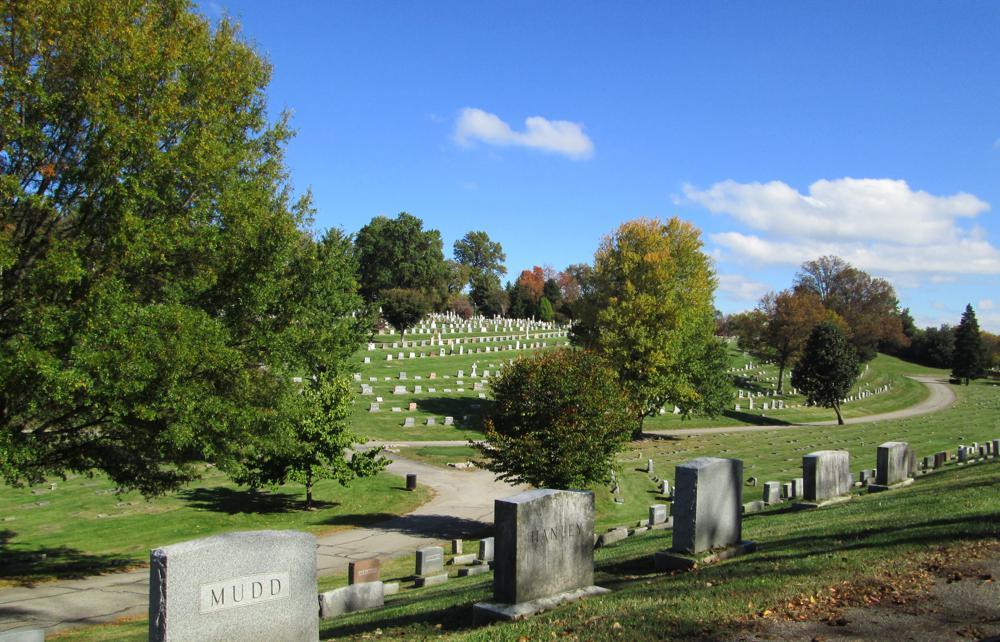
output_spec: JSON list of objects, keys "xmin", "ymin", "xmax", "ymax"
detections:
[
  {"xmin": 648, "ymin": 504, "xmax": 668, "ymax": 526},
  {"xmin": 318, "ymin": 582, "xmax": 383, "ymax": 619},
  {"xmin": 473, "ymin": 489, "xmax": 606, "ymax": 621},
  {"xmin": 348, "ymin": 558, "xmax": 380, "ymax": 584},
  {"xmin": 661, "ymin": 458, "xmax": 744, "ymax": 562},
  {"xmin": 414, "ymin": 546, "xmax": 447, "ymax": 587},
  {"xmin": 871, "ymin": 441, "xmax": 915, "ymax": 491},
  {"xmin": 478, "ymin": 536, "xmax": 495, "ymax": 562},
  {"xmin": 801, "ymin": 450, "xmax": 852, "ymax": 504},
  {"xmin": 762, "ymin": 481, "xmax": 781, "ymax": 504},
  {"xmin": 148, "ymin": 530, "xmax": 317, "ymax": 641}
]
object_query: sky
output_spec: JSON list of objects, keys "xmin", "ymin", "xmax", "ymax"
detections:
[{"xmin": 199, "ymin": 1, "xmax": 1000, "ymax": 332}]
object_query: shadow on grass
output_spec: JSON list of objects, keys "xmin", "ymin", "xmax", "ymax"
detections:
[
  {"xmin": 178, "ymin": 487, "xmax": 337, "ymax": 515},
  {"xmin": 414, "ymin": 396, "xmax": 490, "ymax": 427},
  {"xmin": 0, "ymin": 530, "xmax": 135, "ymax": 587},
  {"xmin": 321, "ymin": 512, "xmax": 491, "ymax": 540}
]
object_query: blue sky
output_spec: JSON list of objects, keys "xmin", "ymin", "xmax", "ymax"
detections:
[{"xmin": 200, "ymin": 1, "xmax": 1000, "ymax": 331}]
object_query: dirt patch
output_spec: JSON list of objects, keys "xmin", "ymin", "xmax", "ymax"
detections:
[{"xmin": 730, "ymin": 540, "xmax": 1000, "ymax": 641}]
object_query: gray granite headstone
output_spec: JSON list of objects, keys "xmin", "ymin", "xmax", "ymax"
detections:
[
  {"xmin": 762, "ymin": 481, "xmax": 781, "ymax": 504},
  {"xmin": 478, "ymin": 536, "xmax": 494, "ymax": 562},
  {"xmin": 149, "ymin": 530, "xmax": 317, "ymax": 642},
  {"xmin": 492, "ymin": 489, "xmax": 597, "ymax": 604},
  {"xmin": 875, "ymin": 441, "xmax": 911, "ymax": 486},
  {"xmin": 415, "ymin": 546, "xmax": 444, "ymax": 576},
  {"xmin": 648, "ymin": 504, "xmax": 668, "ymax": 526},
  {"xmin": 671, "ymin": 457, "xmax": 743, "ymax": 554},
  {"xmin": 318, "ymin": 582, "xmax": 384, "ymax": 618},
  {"xmin": 802, "ymin": 450, "xmax": 851, "ymax": 501}
]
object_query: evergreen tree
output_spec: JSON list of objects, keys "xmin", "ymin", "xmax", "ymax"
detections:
[
  {"xmin": 951, "ymin": 304, "xmax": 984, "ymax": 385},
  {"xmin": 791, "ymin": 322, "xmax": 860, "ymax": 425}
]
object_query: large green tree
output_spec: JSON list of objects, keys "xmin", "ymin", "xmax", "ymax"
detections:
[
  {"xmin": 0, "ymin": 0, "xmax": 372, "ymax": 496},
  {"xmin": 354, "ymin": 212, "xmax": 448, "ymax": 306},
  {"xmin": 476, "ymin": 349, "xmax": 633, "ymax": 489},
  {"xmin": 573, "ymin": 217, "xmax": 728, "ymax": 436},
  {"xmin": 951, "ymin": 304, "xmax": 984, "ymax": 385},
  {"xmin": 453, "ymin": 230, "xmax": 506, "ymax": 288},
  {"xmin": 791, "ymin": 322, "xmax": 860, "ymax": 425}
]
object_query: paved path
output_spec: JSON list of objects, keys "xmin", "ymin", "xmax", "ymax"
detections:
[
  {"xmin": 0, "ymin": 375, "xmax": 952, "ymax": 635},
  {"xmin": 0, "ymin": 454, "xmax": 524, "ymax": 635}
]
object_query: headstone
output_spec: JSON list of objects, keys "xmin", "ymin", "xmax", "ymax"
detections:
[
  {"xmin": 415, "ymin": 546, "xmax": 444, "ymax": 576},
  {"xmin": 646, "ymin": 459, "xmax": 654, "ymax": 473},
  {"xmin": 475, "ymin": 489, "xmax": 604, "ymax": 620},
  {"xmin": 762, "ymin": 481, "xmax": 781, "ymax": 504},
  {"xmin": 444, "ymin": 416, "xmax": 454, "ymax": 426},
  {"xmin": 792, "ymin": 477, "xmax": 804, "ymax": 498},
  {"xmin": 670, "ymin": 458, "xmax": 743, "ymax": 554},
  {"xmin": 875, "ymin": 441, "xmax": 912, "ymax": 486},
  {"xmin": 451, "ymin": 539, "xmax": 463, "ymax": 555},
  {"xmin": 368, "ymin": 403, "xmax": 380, "ymax": 413},
  {"xmin": 802, "ymin": 450, "xmax": 852, "ymax": 502},
  {"xmin": 403, "ymin": 417, "xmax": 414, "ymax": 427},
  {"xmin": 348, "ymin": 558, "xmax": 380, "ymax": 585},
  {"xmin": 933, "ymin": 451, "xmax": 948, "ymax": 469},
  {"xmin": 148, "ymin": 531, "xmax": 318, "ymax": 642},
  {"xmin": 478, "ymin": 537, "xmax": 494, "ymax": 562},
  {"xmin": 648, "ymin": 504, "xmax": 668, "ymax": 526},
  {"xmin": 425, "ymin": 418, "xmax": 436, "ymax": 426}
]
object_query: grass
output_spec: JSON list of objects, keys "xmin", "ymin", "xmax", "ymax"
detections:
[
  {"xmin": 594, "ymin": 378, "xmax": 999, "ymax": 531},
  {"xmin": 50, "ymin": 455, "xmax": 1000, "ymax": 641},
  {"xmin": 0, "ymin": 469, "xmax": 431, "ymax": 587},
  {"xmin": 395, "ymin": 445, "xmax": 480, "ymax": 469}
]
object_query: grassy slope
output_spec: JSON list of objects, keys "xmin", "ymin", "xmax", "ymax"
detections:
[
  {"xmin": 0, "ymin": 469, "xmax": 431, "ymax": 586},
  {"xmin": 52, "ymin": 453, "xmax": 1000, "ymax": 641}
]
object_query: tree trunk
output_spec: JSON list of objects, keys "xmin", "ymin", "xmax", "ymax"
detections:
[
  {"xmin": 833, "ymin": 402, "xmax": 844, "ymax": 425},
  {"xmin": 776, "ymin": 361, "xmax": 785, "ymax": 394},
  {"xmin": 632, "ymin": 413, "xmax": 645, "ymax": 440},
  {"xmin": 305, "ymin": 472, "xmax": 313, "ymax": 510}
]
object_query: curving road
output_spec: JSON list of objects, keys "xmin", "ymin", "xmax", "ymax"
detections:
[{"xmin": 0, "ymin": 376, "xmax": 954, "ymax": 635}]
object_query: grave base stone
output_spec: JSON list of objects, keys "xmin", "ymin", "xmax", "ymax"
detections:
[
  {"xmin": 654, "ymin": 540, "xmax": 758, "ymax": 571},
  {"xmin": 868, "ymin": 477, "xmax": 915, "ymax": 493},
  {"xmin": 414, "ymin": 573, "xmax": 448, "ymax": 588},
  {"xmin": 318, "ymin": 582, "xmax": 384, "ymax": 618},
  {"xmin": 473, "ymin": 585, "xmax": 610, "ymax": 623}
]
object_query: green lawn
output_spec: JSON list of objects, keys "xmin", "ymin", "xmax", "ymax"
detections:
[
  {"xmin": 395, "ymin": 445, "xmax": 480, "ymax": 469},
  {"xmin": 52, "ymin": 454, "xmax": 1000, "ymax": 641},
  {"xmin": 0, "ymin": 469, "xmax": 431, "ymax": 587},
  {"xmin": 595, "ymin": 378, "xmax": 998, "ymax": 531}
]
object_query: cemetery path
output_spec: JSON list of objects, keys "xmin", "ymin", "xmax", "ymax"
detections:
[
  {"xmin": 0, "ymin": 452, "xmax": 523, "ymax": 636},
  {"xmin": 647, "ymin": 375, "xmax": 956, "ymax": 438}
]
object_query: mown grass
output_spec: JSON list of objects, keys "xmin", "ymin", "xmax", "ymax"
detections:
[
  {"xmin": 395, "ymin": 445, "xmax": 480, "ymax": 469},
  {"xmin": 595, "ymin": 378, "xmax": 998, "ymax": 531},
  {"xmin": 51, "ymin": 457, "xmax": 1000, "ymax": 641},
  {"xmin": 0, "ymin": 469, "xmax": 431, "ymax": 587}
]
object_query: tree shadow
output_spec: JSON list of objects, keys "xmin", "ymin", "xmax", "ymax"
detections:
[
  {"xmin": 321, "ymin": 512, "xmax": 491, "ymax": 540},
  {"xmin": 0, "ymin": 530, "xmax": 135, "ymax": 587},
  {"xmin": 413, "ymin": 396, "xmax": 490, "ymax": 427},
  {"xmin": 177, "ymin": 487, "xmax": 337, "ymax": 515}
]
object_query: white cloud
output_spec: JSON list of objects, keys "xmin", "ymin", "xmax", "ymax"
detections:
[
  {"xmin": 716, "ymin": 273, "xmax": 770, "ymax": 303},
  {"xmin": 980, "ymin": 298, "xmax": 995, "ymax": 310},
  {"xmin": 709, "ymin": 232, "xmax": 1000, "ymax": 275},
  {"xmin": 453, "ymin": 108, "xmax": 594, "ymax": 160},
  {"xmin": 684, "ymin": 178, "xmax": 987, "ymax": 245},
  {"xmin": 683, "ymin": 177, "xmax": 1000, "ymax": 277}
]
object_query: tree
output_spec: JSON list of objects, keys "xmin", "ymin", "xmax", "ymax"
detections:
[
  {"xmin": 506, "ymin": 281, "xmax": 535, "ymax": 319},
  {"xmin": 794, "ymin": 256, "xmax": 907, "ymax": 361},
  {"xmin": 380, "ymin": 288, "xmax": 431, "ymax": 340},
  {"xmin": 470, "ymin": 273, "xmax": 506, "ymax": 317},
  {"xmin": 1, "ymin": 0, "xmax": 373, "ymax": 496},
  {"xmin": 952, "ymin": 304, "xmax": 984, "ymax": 384},
  {"xmin": 475, "ymin": 349, "xmax": 633, "ymax": 489},
  {"xmin": 354, "ymin": 212, "xmax": 448, "ymax": 306},
  {"xmin": 756, "ymin": 289, "xmax": 829, "ymax": 393},
  {"xmin": 538, "ymin": 297, "xmax": 555, "ymax": 322},
  {"xmin": 453, "ymin": 231, "xmax": 506, "ymax": 288},
  {"xmin": 516, "ymin": 267, "xmax": 546, "ymax": 304},
  {"xmin": 542, "ymin": 278, "xmax": 562, "ymax": 307},
  {"xmin": 232, "ymin": 375, "xmax": 387, "ymax": 509},
  {"xmin": 574, "ymin": 217, "xmax": 728, "ymax": 436},
  {"xmin": 791, "ymin": 322, "xmax": 860, "ymax": 425}
]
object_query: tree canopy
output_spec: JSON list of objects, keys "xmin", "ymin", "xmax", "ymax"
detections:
[
  {"xmin": 951, "ymin": 304, "xmax": 984, "ymax": 384},
  {"xmin": 0, "ymin": 0, "xmax": 372, "ymax": 496},
  {"xmin": 476, "ymin": 349, "xmax": 633, "ymax": 489},
  {"xmin": 791, "ymin": 322, "xmax": 860, "ymax": 425},
  {"xmin": 354, "ymin": 212, "xmax": 448, "ymax": 306},
  {"xmin": 574, "ymin": 217, "xmax": 728, "ymax": 435},
  {"xmin": 453, "ymin": 230, "xmax": 506, "ymax": 288},
  {"xmin": 754, "ymin": 289, "xmax": 830, "ymax": 393},
  {"xmin": 794, "ymin": 256, "xmax": 907, "ymax": 361}
]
